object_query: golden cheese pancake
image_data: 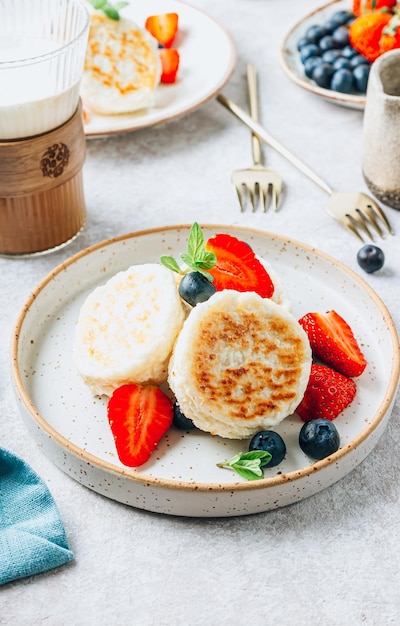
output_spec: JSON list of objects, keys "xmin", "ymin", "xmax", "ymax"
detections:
[
  {"xmin": 168, "ymin": 290, "xmax": 312, "ymax": 439},
  {"xmin": 73, "ymin": 264, "xmax": 185, "ymax": 396},
  {"xmin": 81, "ymin": 13, "xmax": 161, "ymax": 114}
]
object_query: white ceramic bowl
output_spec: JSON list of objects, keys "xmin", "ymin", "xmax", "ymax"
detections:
[{"xmin": 11, "ymin": 225, "xmax": 400, "ymax": 516}]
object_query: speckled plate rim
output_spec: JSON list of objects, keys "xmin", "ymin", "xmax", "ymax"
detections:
[
  {"xmin": 83, "ymin": 0, "xmax": 236, "ymax": 137},
  {"xmin": 11, "ymin": 224, "xmax": 400, "ymax": 496},
  {"xmin": 280, "ymin": 0, "xmax": 366, "ymax": 110}
]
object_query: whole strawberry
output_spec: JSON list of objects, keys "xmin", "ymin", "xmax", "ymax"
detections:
[
  {"xmin": 298, "ymin": 310, "xmax": 367, "ymax": 378},
  {"xmin": 349, "ymin": 12, "xmax": 393, "ymax": 61},
  {"xmin": 296, "ymin": 364, "xmax": 357, "ymax": 422},
  {"xmin": 352, "ymin": 0, "xmax": 397, "ymax": 17}
]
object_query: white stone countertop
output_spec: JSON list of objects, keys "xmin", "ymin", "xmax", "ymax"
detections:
[{"xmin": 1, "ymin": 0, "xmax": 400, "ymax": 624}]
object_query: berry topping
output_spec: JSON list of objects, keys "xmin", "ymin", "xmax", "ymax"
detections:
[
  {"xmin": 357, "ymin": 244, "xmax": 385, "ymax": 273},
  {"xmin": 178, "ymin": 271, "xmax": 217, "ymax": 306},
  {"xmin": 349, "ymin": 12, "xmax": 392, "ymax": 62},
  {"xmin": 173, "ymin": 402, "xmax": 196, "ymax": 430},
  {"xmin": 248, "ymin": 430, "xmax": 286, "ymax": 467},
  {"xmin": 352, "ymin": 0, "xmax": 396, "ymax": 17},
  {"xmin": 159, "ymin": 48, "xmax": 180, "ymax": 84},
  {"xmin": 296, "ymin": 7, "xmax": 376, "ymax": 96},
  {"xmin": 296, "ymin": 364, "xmax": 357, "ymax": 422},
  {"xmin": 107, "ymin": 383, "xmax": 173, "ymax": 467},
  {"xmin": 145, "ymin": 13, "xmax": 179, "ymax": 49},
  {"xmin": 205, "ymin": 233, "xmax": 275, "ymax": 298},
  {"xmin": 298, "ymin": 310, "xmax": 367, "ymax": 377},
  {"xmin": 299, "ymin": 418, "xmax": 340, "ymax": 460}
]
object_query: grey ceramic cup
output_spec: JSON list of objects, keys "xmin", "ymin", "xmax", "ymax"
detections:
[{"xmin": 362, "ymin": 48, "xmax": 400, "ymax": 211}]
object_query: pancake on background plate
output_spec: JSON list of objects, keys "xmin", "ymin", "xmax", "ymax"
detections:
[{"xmin": 81, "ymin": 13, "xmax": 161, "ymax": 114}]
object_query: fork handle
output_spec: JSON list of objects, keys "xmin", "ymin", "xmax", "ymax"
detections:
[
  {"xmin": 217, "ymin": 93, "xmax": 334, "ymax": 196},
  {"xmin": 247, "ymin": 64, "xmax": 263, "ymax": 166}
]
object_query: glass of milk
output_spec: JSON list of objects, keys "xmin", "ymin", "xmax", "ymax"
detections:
[
  {"xmin": 0, "ymin": 0, "xmax": 90, "ymax": 139},
  {"xmin": 0, "ymin": 0, "xmax": 90, "ymax": 256}
]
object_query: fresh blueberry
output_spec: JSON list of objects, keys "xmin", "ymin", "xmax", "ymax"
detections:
[
  {"xmin": 300, "ymin": 43, "xmax": 321, "ymax": 64},
  {"xmin": 323, "ymin": 18, "xmax": 339, "ymax": 34},
  {"xmin": 299, "ymin": 419, "xmax": 340, "ymax": 461},
  {"xmin": 178, "ymin": 271, "xmax": 216, "ymax": 307},
  {"xmin": 353, "ymin": 64, "xmax": 370, "ymax": 92},
  {"xmin": 331, "ymin": 10, "xmax": 354, "ymax": 27},
  {"xmin": 319, "ymin": 35, "xmax": 340, "ymax": 51},
  {"xmin": 322, "ymin": 49, "xmax": 342, "ymax": 64},
  {"xmin": 297, "ymin": 36, "xmax": 309, "ymax": 51},
  {"xmin": 312, "ymin": 62, "xmax": 335, "ymax": 88},
  {"xmin": 350, "ymin": 54, "xmax": 370, "ymax": 68},
  {"xmin": 304, "ymin": 56, "xmax": 324, "ymax": 78},
  {"xmin": 304, "ymin": 24, "xmax": 329, "ymax": 44},
  {"xmin": 342, "ymin": 45, "xmax": 358, "ymax": 59},
  {"xmin": 333, "ymin": 57, "xmax": 352, "ymax": 71},
  {"xmin": 248, "ymin": 430, "xmax": 286, "ymax": 467},
  {"xmin": 357, "ymin": 244, "xmax": 385, "ymax": 273},
  {"xmin": 173, "ymin": 402, "xmax": 196, "ymax": 430},
  {"xmin": 332, "ymin": 25, "xmax": 350, "ymax": 47},
  {"xmin": 331, "ymin": 68, "xmax": 354, "ymax": 93}
]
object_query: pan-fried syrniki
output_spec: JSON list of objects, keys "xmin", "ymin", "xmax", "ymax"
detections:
[
  {"xmin": 73, "ymin": 264, "xmax": 185, "ymax": 396},
  {"xmin": 168, "ymin": 290, "xmax": 311, "ymax": 439},
  {"xmin": 81, "ymin": 13, "xmax": 161, "ymax": 114}
]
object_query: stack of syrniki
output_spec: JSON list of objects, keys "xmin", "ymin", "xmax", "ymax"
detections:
[{"xmin": 73, "ymin": 260, "xmax": 311, "ymax": 438}]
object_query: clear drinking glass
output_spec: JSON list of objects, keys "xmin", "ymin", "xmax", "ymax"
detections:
[
  {"xmin": 0, "ymin": 0, "xmax": 90, "ymax": 256},
  {"xmin": 0, "ymin": 0, "xmax": 90, "ymax": 140}
]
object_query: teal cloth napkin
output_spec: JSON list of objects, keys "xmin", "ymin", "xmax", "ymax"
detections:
[{"xmin": 0, "ymin": 447, "xmax": 74, "ymax": 585}]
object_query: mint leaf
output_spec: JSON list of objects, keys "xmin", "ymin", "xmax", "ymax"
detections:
[
  {"xmin": 86, "ymin": 0, "xmax": 127, "ymax": 20},
  {"xmin": 217, "ymin": 450, "xmax": 272, "ymax": 481},
  {"xmin": 160, "ymin": 256, "xmax": 185, "ymax": 275},
  {"xmin": 103, "ymin": 6, "xmax": 119, "ymax": 19},
  {"xmin": 160, "ymin": 223, "xmax": 217, "ymax": 280}
]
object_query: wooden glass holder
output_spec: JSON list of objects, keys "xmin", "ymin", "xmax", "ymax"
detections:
[{"xmin": 0, "ymin": 101, "xmax": 86, "ymax": 256}]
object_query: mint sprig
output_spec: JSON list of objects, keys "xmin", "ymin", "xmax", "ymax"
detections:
[
  {"xmin": 87, "ymin": 0, "xmax": 129, "ymax": 20},
  {"xmin": 160, "ymin": 223, "xmax": 217, "ymax": 282},
  {"xmin": 217, "ymin": 450, "xmax": 272, "ymax": 481}
]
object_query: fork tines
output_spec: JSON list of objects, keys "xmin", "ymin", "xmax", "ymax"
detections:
[
  {"xmin": 231, "ymin": 172, "xmax": 280, "ymax": 212},
  {"xmin": 343, "ymin": 195, "xmax": 394, "ymax": 242}
]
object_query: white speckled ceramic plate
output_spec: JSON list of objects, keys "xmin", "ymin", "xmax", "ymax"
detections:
[
  {"xmin": 11, "ymin": 225, "xmax": 400, "ymax": 517},
  {"xmin": 280, "ymin": 0, "xmax": 366, "ymax": 110},
  {"xmin": 83, "ymin": 0, "xmax": 236, "ymax": 137}
]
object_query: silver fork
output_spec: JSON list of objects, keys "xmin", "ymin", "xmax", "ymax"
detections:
[
  {"xmin": 231, "ymin": 65, "xmax": 283, "ymax": 212},
  {"xmin": 217, "ymin": 93, "xmax": 394, "ymax": 242}
]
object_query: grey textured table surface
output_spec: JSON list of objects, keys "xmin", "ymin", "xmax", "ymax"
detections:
[{"xmin": 1, "ymin": 1, "xmax": 400, "ymax": 624}]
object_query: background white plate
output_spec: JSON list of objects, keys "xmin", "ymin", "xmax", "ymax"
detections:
[
  {"xmin": 83, "ymin": 0, "xmax": 236, "ymax": 137},
  {"xmin": 280, "ymin": 0, "xmax": 366, "ymax": 110},
  {"xmin": 11, "ymin": 225, "xmax": 400, "ymax": 517}
]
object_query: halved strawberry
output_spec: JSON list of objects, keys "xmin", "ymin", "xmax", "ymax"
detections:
[
  {"xmin": 107, "ymin": 383, "xmax": 173, "ymax": 467},
  {"xmin": 159, "ymin": 48, "xmax": 180, "ymax": 84},
  {"xmin": 145, "ymin": 13, "xmax": 179, "ymax": 49},
  {"xmin": 296, "ymin": 364, "xmax": 357, "ymax": 422},
  {"xmin": 205, "ymin": 233, "xmax": 274, "ymax": 298},
  {"xmin": 298, "ymin": 310, "xmax": 367, "ymax": 378}
]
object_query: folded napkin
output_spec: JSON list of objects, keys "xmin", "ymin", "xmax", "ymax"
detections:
[{"xmin": 0, "ymin": 447, "xmax": 74, "ymax": 585}]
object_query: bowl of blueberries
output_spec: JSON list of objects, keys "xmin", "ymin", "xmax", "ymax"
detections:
[{"xmin": 280, "ymin": 0, "xmax": 368, "ymax": 109}]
